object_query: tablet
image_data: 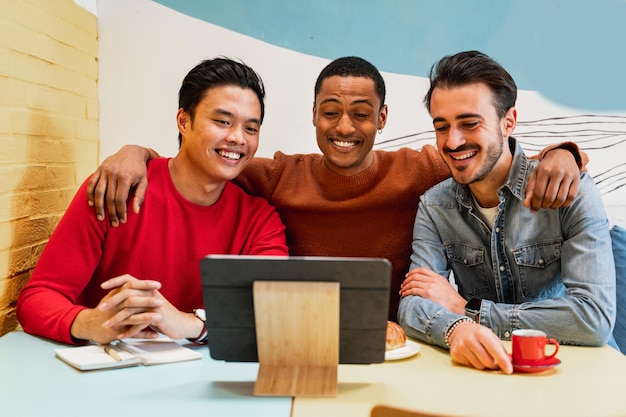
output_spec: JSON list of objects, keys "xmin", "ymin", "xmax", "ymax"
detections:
[{"xmin": 200, "ymin": 255, "xmax": 391, "ymax": 364}]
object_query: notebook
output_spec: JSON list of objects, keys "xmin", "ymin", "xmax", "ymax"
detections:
[{"xmin": 54, "ymin": 338, "xmax": 202, "ymax": 371}]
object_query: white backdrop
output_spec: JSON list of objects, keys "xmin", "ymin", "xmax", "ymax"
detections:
[{"xmin": 96, "ymin": 0, "xmax": 625, "ymax": 225}]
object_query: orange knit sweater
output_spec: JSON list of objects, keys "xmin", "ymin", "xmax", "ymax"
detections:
[{"xmin": 236, "ymin": 146, "xmax": 450, "ymax": 320}]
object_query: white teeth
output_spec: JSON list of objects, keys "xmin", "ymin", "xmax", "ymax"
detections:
[
  {"xmin": 218, "ymin": 150, "xmax": 242, "ymax": 160},
  {"xmin": 332, "ymin": 140, "xmax": 357, "ymax": 148},
  {"xmin": 451, "ymin": 152, "xmax": 475, "ymax": 160}
]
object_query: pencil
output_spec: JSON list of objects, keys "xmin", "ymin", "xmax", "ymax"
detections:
[{"xmin": 104, "ymin": 344, "xmax": 122, "ymax": 361}]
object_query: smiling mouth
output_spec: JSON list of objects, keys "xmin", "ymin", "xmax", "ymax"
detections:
[
  {"xmin": 331, "ymin": 139, "xmax": 358, "ymax": 149},
  {"xmin": 217, "ymin": 149, "xmax": 243, "ymax": 160},
  {"xmin": 450, "ymin": 150, "xmax": 476, "ymax": 161}
]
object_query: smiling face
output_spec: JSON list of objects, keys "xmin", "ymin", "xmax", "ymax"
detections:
[
  {"xmin": 174, "ymin": 85, "xmax": 261, "ymax": 200},
  {"xmin": 430, "ymin": 82, "xmax": 516, "ymax": 192},
  {"xmin": 312, "ymin": 76, "xmax": 387, "ymax": 176}
]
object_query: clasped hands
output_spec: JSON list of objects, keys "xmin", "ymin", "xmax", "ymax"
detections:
[
  {"xmin": 401, "ymin": 268, "xmax": 513, "ymax": 374},
  {"xmin": 70, "ymin": 274, "xmax": 201, "ymax": 345}
]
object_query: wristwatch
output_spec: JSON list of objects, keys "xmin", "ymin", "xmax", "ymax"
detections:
[
  {"xmin": 187, "ymin": 308, "xmax": 208, "ymax": 344},
  {"xmin": 464, "ymin": 298, "xmax": 482, "ymax": 322}
]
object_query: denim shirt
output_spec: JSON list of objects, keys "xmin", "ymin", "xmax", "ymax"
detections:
[{"xmin": 398, "ymin": 138, "xmax": 616, "ymax": 349}]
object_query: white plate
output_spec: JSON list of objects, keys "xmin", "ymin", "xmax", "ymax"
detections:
[{"xmin": 385, "ymin": 340, "xmax": 421, "ymax": 361}]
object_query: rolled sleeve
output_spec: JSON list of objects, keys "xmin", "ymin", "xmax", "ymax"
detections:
[{"xmin": 399, "ymin": 295, "xmax": 467, "ymax": 349}]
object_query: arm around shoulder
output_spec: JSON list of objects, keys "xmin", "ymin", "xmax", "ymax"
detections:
[
  {"xmin": 233, "ymin": 154, "xmax": 283, "ymax": 198},
  {"xmin": 86, "ymin": 145, "xmax": 162, "ymax": 226},
  {"xmin": 525, "ymin": 141, "xmax": 588, "ymax": 211},
  {"xmin": 534, "ymin": 141, "xmax": 588, "ymax": 170}
]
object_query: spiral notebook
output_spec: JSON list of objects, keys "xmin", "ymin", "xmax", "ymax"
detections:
[{"xmin": 54, "ymin": 338, "xmax": 202, "ymax": 371}]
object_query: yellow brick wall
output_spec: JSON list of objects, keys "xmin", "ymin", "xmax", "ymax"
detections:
[{"xmin": 0, "ymin": 0, "xmax": 99, "ymax": 336}]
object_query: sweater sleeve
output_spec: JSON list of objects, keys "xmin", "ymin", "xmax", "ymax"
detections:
[
  {"xmin": 532, "ymin": 141, "xmax": 588, "ymax": 171},
  {"xmin": 233, "ymin": 154, "xmax": 283, "ymax": 199},
  {"xmin": 421, "ymin": 144, "xmax": 452, "ymax": 185},
  {"xmin": 16, "ymin": 180, "xmax": 108, "ymax": 344},
  {"xmin": 244, "ymin": 203, "xmax": 288, "ymax": 256}
]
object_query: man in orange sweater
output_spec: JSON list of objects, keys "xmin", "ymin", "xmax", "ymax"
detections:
[{"xmin": 86, "ymin": 57, "xmax": 584, "ymax": 321}]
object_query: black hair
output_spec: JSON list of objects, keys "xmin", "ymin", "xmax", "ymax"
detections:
[
  {"xmin": 424, "ymin": 50, "xmax": 517, "ymax": 118},
  {"xmin": 177, "ymin": 57, "xmax": 265, "ymax": 146},
  {"xmin": 314, "ymin": 56, "xmax": 386, "ymax": 108}
]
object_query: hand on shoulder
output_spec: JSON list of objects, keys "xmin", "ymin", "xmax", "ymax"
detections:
[{"xmin": 86, "ymin": 145, "xmax": 158, "ymax": 226}]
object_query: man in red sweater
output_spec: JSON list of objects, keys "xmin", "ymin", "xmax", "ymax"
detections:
[
  {"xmin": 16, "ymin": 58, "xmax": 288, "ymax": 345},
  {"xmin": 85, "ymin": 57, "xmax": 584, "ymax": 321}
]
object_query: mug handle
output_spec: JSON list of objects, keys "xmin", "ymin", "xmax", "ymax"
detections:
[{"xmin": 545, "ymin": 338, "xmax": 559, "ymax": 359}]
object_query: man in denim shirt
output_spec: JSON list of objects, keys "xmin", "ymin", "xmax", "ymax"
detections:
[{"xmin": 398, "ymin": 51, "xmax": 616, "ymax": 374}]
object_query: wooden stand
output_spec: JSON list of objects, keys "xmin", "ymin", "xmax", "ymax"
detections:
[{"xmin": 252, "ymin": 280, "xmax": 340, "ymax": 397}]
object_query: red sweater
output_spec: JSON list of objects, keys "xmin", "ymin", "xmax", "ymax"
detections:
[
  {"xmin": 17, "ymin": 158, "xmax": 287, "ymax": 344},
  {"xmin": 235, "ymin": 146, "xmax": 450, "ymax": 320}
]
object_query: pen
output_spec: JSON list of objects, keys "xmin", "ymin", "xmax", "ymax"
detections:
[{"xmin": 104, "ymin": 343, "xmax": 122, "ymax": 361}]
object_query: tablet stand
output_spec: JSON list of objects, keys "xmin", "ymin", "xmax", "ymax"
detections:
[{"xmin": 252, "ymin": 280, "xmax": 339, "ymax": 397}]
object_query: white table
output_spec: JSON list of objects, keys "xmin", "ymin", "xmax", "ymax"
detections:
[
  {"xmin": 6, "ymin": 331, "xmax": 624, "ymax": 417},
  {"xmin": 293, "ymin": 339, "xmax": 626, "ymax": 417},
  {"xmin": 0, "ymin": 332, "xmax": 292, "ymax": 417}
]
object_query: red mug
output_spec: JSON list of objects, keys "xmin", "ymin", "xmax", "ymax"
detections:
[{"xmin": 511, "ymin": 329, "xmax": 559, "ymax": 366}]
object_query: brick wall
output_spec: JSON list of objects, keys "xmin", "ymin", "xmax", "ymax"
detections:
[{"xmin": 0, "ymin": 0, "xmax": 99, "ymax": 336}]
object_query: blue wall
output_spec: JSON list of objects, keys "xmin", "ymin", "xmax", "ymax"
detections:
[{"xmin": 156, "ymin": 0, "xmax": 625, "ymax": 111}]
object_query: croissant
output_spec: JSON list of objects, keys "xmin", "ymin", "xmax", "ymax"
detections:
[{"xmin": 386, "ymin": 321, "xmax": 407, "ymax": 351}]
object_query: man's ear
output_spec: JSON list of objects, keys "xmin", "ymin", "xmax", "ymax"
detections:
[
  {"xmin": 502, "ymin": 107, "xmax": 517, "ymax": 138},
  {"xmin": 378, "ymin": 104, "xmax": 389, "ymax": 130},
  {"xmin": 311, "ymin": 101, "xmax": 317, "ymax": 127},
  {"xmin": 177, "ymin": 108, "xmax": 189, "ymax": 135}
]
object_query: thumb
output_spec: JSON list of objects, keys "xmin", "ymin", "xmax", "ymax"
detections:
[{"xmin": 523, "ymin": 170, "xmax": 536, "ymax": 209}]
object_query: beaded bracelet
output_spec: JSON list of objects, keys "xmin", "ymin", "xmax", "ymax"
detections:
[{"xmin": 445, "ymin": 317, "xmax": 474, "ymax": 348}]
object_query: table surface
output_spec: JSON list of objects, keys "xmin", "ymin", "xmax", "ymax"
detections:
[
  {"xmin": 292, "ymin": 338, "xmax": 626, "ymax": 417},
  {"xmin": 0, "ymin": 332, "xmax": 292, "ymax": 417},
  {"xmin": 4, "ymin": 331, "xmax": 626, "ymax": 417}
]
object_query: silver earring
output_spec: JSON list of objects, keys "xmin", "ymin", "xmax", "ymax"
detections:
[{"xmin": 378, "ymin": 129, "xmax": 383, "ymax": 134}]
